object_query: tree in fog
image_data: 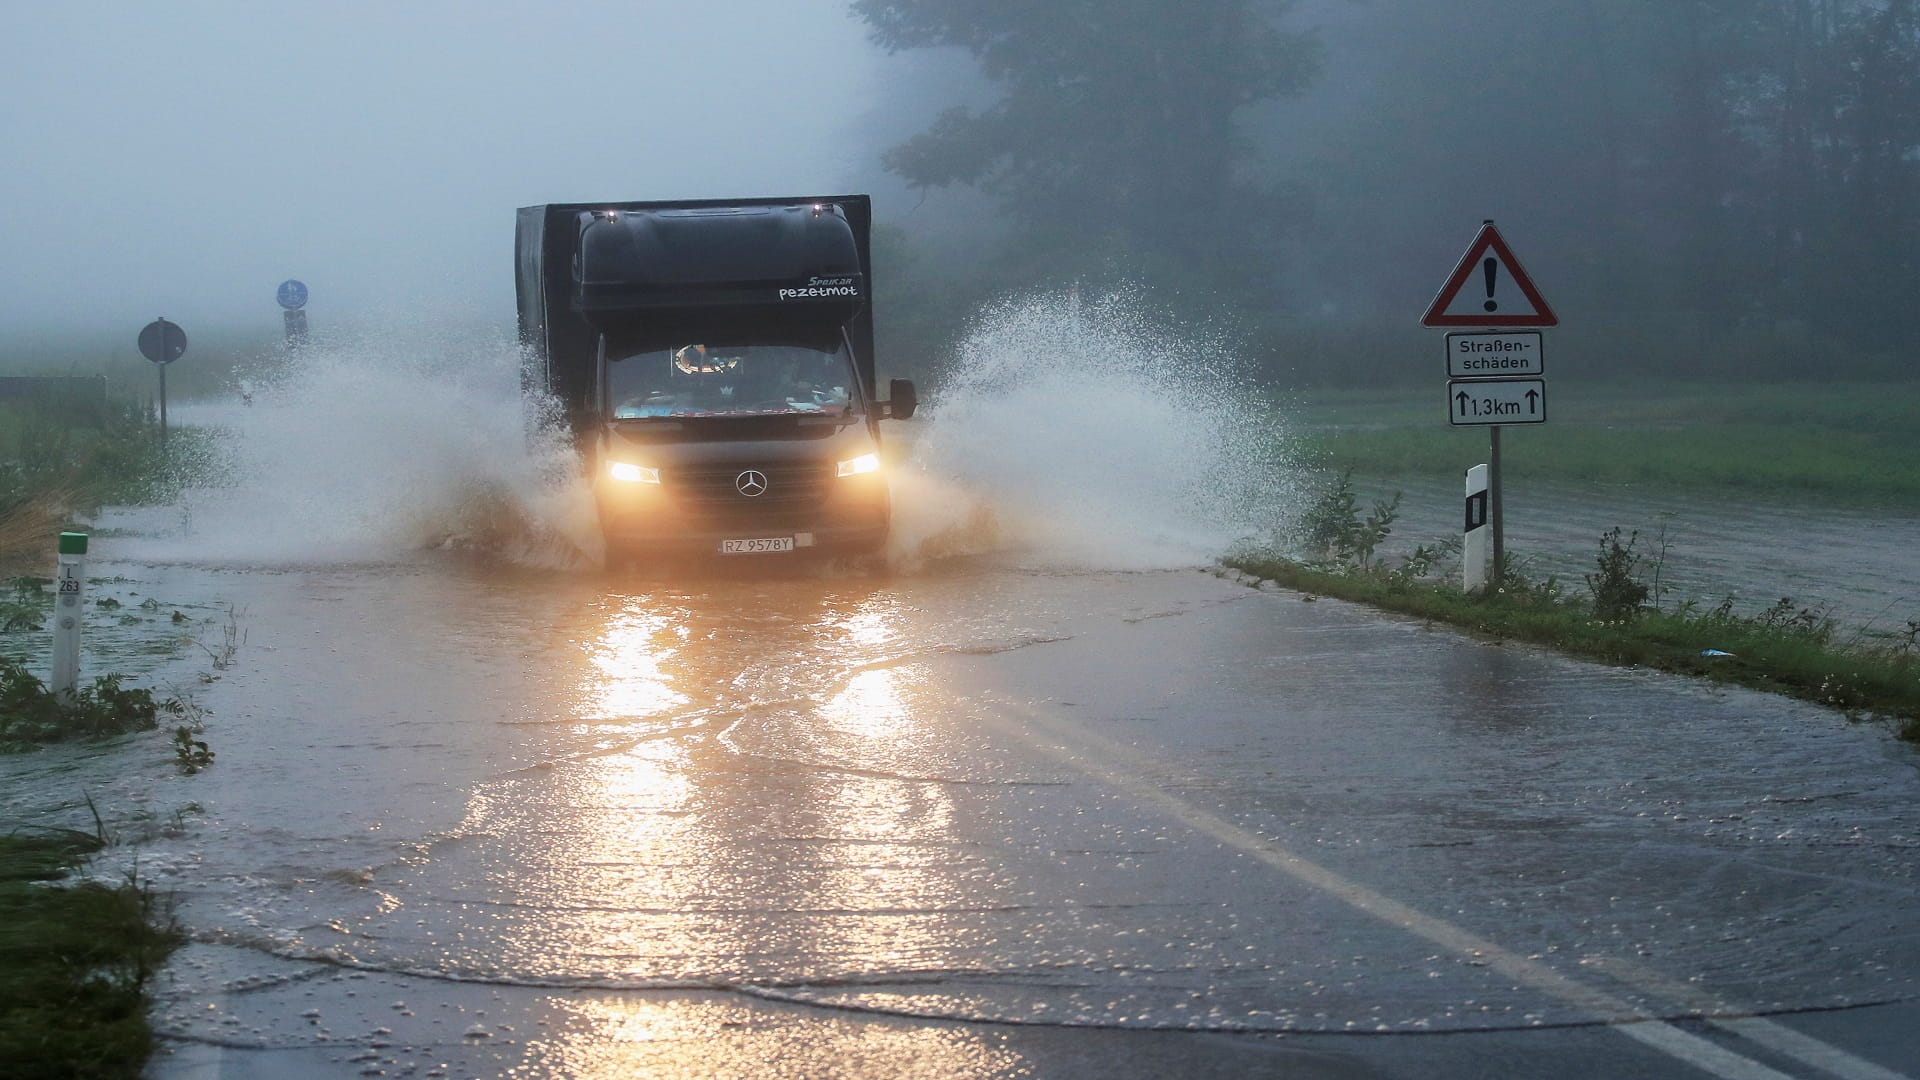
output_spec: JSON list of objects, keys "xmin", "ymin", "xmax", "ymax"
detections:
[
  {"xmin": 1761, "ymin": 0, "xmax": 1920, "ymax": 349},
  {"xmin": 1259, "ymin": 0, "xmax": 1920, "ymax": 380},
  {"xmin": 859, "ymin": 0, "xmax": 1920, "ymax": 383},
  {"xmin": 854, "ymin": 0, "xmax": 1323, "ymax": 300},
  {"xmin": 1624, "ymin": 0, "xmax": 1920, "ymax": 355}
]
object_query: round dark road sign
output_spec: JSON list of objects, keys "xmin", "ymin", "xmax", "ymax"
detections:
[
  {"xmin": 276, "ymin": 279, "xmax": 308, "ymax": 310},
  {"xmin": 138, "ymin": 318, "xmax": 188, "ymax": 365}
]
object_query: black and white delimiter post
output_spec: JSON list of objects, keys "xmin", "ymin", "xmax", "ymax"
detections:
[{"xmin": 1463, "ymin": 464, "xmax": 1490, "ymax": 591}]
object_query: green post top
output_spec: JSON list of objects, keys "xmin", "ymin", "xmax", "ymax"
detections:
[{"xmin": 58, "ymin": 532, "xmax": 88, "ymax": 555}]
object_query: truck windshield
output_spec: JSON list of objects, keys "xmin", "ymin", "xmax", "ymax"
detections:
[{"xmin": 607, "ymin": 342, "xmax": 859, "ymax": 420}]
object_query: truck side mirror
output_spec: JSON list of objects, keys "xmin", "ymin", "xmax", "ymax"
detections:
[{"xmin": 886, "ymin": 378, "xmax": 918, "ymax": 420}]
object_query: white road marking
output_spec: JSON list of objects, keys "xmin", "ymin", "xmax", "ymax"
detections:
[
  {"xmin": 1711, "ymin": 1021, "xmax": 1912, "ymax": 1080},
  {"xmin": 986, "ymin": 695, "xmax": 1902, "ymax": 1080},
  {"xmin": 1586, "ymin": 956, "xmax": 1913, "ymax": 1080}
]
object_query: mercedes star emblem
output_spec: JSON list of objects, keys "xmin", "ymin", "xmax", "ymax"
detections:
[{"xmin": 735, "ymin": 469, "xmax": 769, "ymax": 497}]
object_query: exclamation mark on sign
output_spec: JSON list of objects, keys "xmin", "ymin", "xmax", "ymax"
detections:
[{"xmin": 1482, "ymin": 258, "xmax": 1499, "ymax": 313}]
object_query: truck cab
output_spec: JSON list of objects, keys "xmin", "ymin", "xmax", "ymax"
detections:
[{"xmin": 516, "ymin": 196, "xmax": 915, "ymax": 561}]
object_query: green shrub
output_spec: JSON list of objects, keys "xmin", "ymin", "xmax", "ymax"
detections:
[
  {"xmin": 1586, "ymin": 527, "xmax": 1650, "ymax": 621},
  {"xmin": 1297, "ymin": 470, "xmax": 1403, "ymax": 571},
  {"xmin": 0, "ymin": 659, "xmax": 180, "ymax": 751}
]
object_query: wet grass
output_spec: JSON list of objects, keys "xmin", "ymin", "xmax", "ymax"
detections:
[
  {"xmin": 0, "ymin": 656, "xmax": 181, "ymax": 752},
  {"xmin": 0, "ymin": 828, "xmax": 182, "ymax": 1079},
  {"xmin": 0, "ymin": 400, "xmax": 210, "ymax": 1075},
  {"xmin": 0, "ymin": 399, "xmax": 208, "ymax": 509},
  {"xmin": 1228, "ymin": 478, "xmax": 1920, "ymax": 742},
  {"xmin": 1287, "ymin": 381, "xmax": 1920, "ymax": 503},
  {"xmin": 0, "ymin": 398, "xmax": 212, "ymax": 573},
  {"xmin": 1226, "ymin": 555, "xmax": 1920, "ymax": 741}
]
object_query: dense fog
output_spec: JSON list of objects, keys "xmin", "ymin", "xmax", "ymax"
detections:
[
  {"xmin": 864, "ymin": 0, "xmax": 1920, "ymax": 385},
  {"xmin": 4, "ymin": 0, "xmax": 1915, "ymax": 388},
  {"xmin": 0, "ymin": 2, "xmax": 878, "ymax": 344}
]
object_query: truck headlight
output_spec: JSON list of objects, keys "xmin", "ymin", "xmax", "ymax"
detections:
[
  {"xmin": 836, "ymin": 452, "xmax": 880, "ymax": 477},
  {"xmin": 608, "ymin": 461, "xmax": 660, "ymax": 484}
]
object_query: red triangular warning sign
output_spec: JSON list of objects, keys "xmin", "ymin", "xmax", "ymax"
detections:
[{"xmin": 1421, "ymin": 224, "xmax": 1557, "ymax": 327}]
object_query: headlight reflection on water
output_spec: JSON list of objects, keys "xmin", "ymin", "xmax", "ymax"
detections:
[
  {"xmin": 519, "ymin": 996, "xmax": 1023, "ymax": 1079},
  {"xmin": 585, "ymin": 607, "xmax": 689, "ymax": 720},
  {"xmin": 825, "ymin": 667, "xmax": 909, "ymax": 739},
  {"xmin": 473, "ymin": 588, "xmax": 980, "ymax": 1000}
]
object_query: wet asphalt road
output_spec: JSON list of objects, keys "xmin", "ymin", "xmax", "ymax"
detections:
[{"xmin": 5, "ymin": 545, "xmax": 1918, "ymax": 1079}]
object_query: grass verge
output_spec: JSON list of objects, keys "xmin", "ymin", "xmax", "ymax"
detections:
[
  {"xmin": 0, "ymin": 828, "xmax": 182, "ymax": 1079},
  {"xmin": 1286, "ymin": 381, "xmax": 1920, "ymax": 504},
  {"xmin": 0, "ymin": 394, "xmax": 211, "ymax": 1075},
  {"xmin": 1232, "ymin": 475, "xmax": 1920, "ymax": 743},
  {"xmin": 0, "ymin": 397, "xmax": 216, "ymax": 573}
]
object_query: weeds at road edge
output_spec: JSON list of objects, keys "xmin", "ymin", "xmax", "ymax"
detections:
[
  {"xmin": 190, "ymin": 604, "xmax": 244, "ymax": 671},
  {"xmin": 0, "ymin": 818, "xmax": 185, "ymax": 1080},
  {"xmin": 170, "ymin": 699, "xmax": 215, "ymax": 776},
  {"xmin": 1296, "ymin": 470, "xmax": 1405, "ymax": 571},
  {"xmin": 0, "ymin": 657, "xmax": 183, "ymax": 751},
  {"xmin": 1225, "ymin": 478, "xmax": 1920, "ymax": 743},
  {"xmin": 0, "ymin": 575, "xmax": 50, "ymax": 630},
  {"xmin": 1586, "ymin": 527, "xmax": 1651, "ymax": 622}
]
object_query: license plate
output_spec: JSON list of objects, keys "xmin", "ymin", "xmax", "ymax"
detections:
[{"xmin": 718, "ymin": 537, "xmax": 795, "ymax": 555}]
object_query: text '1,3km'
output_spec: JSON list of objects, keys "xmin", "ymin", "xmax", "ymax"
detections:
[{"xmin": 1448, "ymin": 378, "xmax": 1545, "ymax": 426}]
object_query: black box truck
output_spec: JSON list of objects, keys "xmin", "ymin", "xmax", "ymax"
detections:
[{"xmin": 516, "ymin": 195, "xmax": 916, "ymax": 560}]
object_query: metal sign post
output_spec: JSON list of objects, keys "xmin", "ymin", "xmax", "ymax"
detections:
[
  {"xmin": 137, "ymin": 317, "xmax": 187, "ymax": 451},
  {"xmin": 1490, "ymin": 427, "xmax": 1503, "ymax": 582}
]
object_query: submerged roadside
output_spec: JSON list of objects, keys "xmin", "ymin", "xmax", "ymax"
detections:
[
  {"xmin": 1219, "ymin": 550, "xmax": 1920, "ymax": 745},
  {"xmin": 0, "ymin": 828, "xmax": 183, "ymax": 1079},
  {"xmin": 1224, "ymin": 470, "xmax": 1920, "ymax": 744},
  {"xmin": 0, "ymin": 400, "xmax": 217, "ymax": 1078},
  {"xmin": 0, "ymin": 648, "xmax": 198, "ymax": 1080}
]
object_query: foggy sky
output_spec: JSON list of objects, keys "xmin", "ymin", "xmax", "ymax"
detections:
[{"xmin": 0, "ymin": 1, "xmax": 890, "ymax": 344}]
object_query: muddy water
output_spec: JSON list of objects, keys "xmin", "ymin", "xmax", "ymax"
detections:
[
  {"xmin": 120, "ymin": 559, "xmax": 1257, "ymax": 996},
  {"xmin": 3, "ymin": 305, "xmax": 1918, "ymax": 1076},
  {"xmin": 8, "ymin": 541, "xmax": 1911, "ymax": 1079}
]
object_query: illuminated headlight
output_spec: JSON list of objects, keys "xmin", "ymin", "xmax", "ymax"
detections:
[
  {"xmin": 836, "ymin": 452, "xmax": 880, "ymax": 478},
  {"xmin": 607, "ymin": 461, "xmax": 660, "ymax": 484}
]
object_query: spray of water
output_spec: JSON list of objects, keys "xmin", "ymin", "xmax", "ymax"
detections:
[
  {"xmin": 121, "ymin": 294, "xmax": 1294, "ymax": 574},
  {"xmin": 887, "ymin": 289, "xmax": 1299, "ymax": 572},
  {"xmin": 122, "ymin": 321, "xmax": 600, "ymax": 568}
]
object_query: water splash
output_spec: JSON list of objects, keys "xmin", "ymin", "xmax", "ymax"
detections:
[
  {"xmin": 121, "ymin": 320, "xmax": 599, "ymax": 568},
  {"xmin": 887, "ymin": 289, "xmax": 1298, "ymax": 571},
  {"xmin": 117, "ymin": 296, "xmax": 1293, "ymax": 574}
]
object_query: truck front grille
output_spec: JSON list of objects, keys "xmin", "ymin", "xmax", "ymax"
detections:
[{"xmin": 665, "ymin": 462, "xmax": 832, "ymax": 522}]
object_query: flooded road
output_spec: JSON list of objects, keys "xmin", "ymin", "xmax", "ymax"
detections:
[
  {"xmin": 6, "ymin": 541, "xmax": 1915, "ymax": 1078},
  {"xmin": 4, "ymin": 318, "xmax": 1916, "ymax": 1078}
]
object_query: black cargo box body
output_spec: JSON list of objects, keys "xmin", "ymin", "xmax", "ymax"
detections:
[{"xmin": 516, "ymin": 195, "xmax": 874, "ymax": 438}]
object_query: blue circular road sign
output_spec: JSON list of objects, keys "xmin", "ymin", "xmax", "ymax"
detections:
[{"xmin": 276, "ymin": 279, "xmax": 309, "ymax": 310}]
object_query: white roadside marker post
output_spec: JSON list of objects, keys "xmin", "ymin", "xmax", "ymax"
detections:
[
  {"xmin": 1463, "ymin": 464, "xmax": 1490, "ymax": 592},
  {"xmin": 52, "ymin": 531, "xmax": 88, "ymax": 701}
]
